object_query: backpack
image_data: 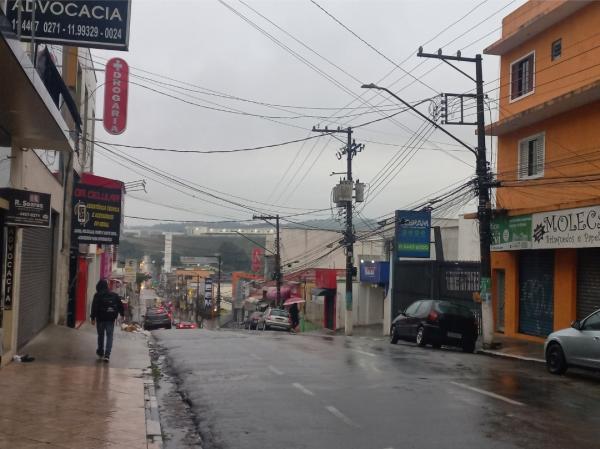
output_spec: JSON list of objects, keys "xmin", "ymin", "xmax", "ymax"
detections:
[{"xmin": 98, "ymin": 292, "xmax": 119, "ymax": 319}]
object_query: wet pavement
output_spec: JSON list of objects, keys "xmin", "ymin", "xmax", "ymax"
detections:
[{"xmin": 154, "ymin": 327, "xmax": 600, "ymax": 449}]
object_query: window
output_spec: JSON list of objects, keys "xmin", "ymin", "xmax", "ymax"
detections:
[
  {"xmin": 582, "ymin": 312, "xmax": 600, "ymax": 331},
  {"xmin": 510, "ymin": 52, "xmax": 535, "ymax": 100},
  {"xmin": 416, "ymin": 300, "xmax": 433, "ymax": 318},
  {"xmin": 518, "ymin": 133, "xmax": 545, "ymax": 179},
  {"xmin": 551, "ymin": 39, "xmax": 562, "ymax": 61},
  {"xmin": 405, "ymin": 301, "xmax": 421, "ymax": 316}
]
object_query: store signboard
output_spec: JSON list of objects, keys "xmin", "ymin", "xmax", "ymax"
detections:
[
  {"xmin": 0, "ymin": 188, "xmax": 51, "ymax": 228},
  {"xmin": 532, "ymin": 205, "xmax": 600, "ymax": 249},
  {"xmin": 3, "ymin": 227, "xmax": 16, "ymax": 310},
  {"xmin": 72, "ymin": 182, "xmax": 122, "ymax": 245},
  {"xmin": 103, "ymin": 57, "xmax": 129, "ymax": 135},
  {"xmin": 395, "ymin": 210, "xmax": 431, "ymax": 259},
  {"xmin": 6, "ymin": 0, "xmax": 132, "ymax": 50},
  {"xmin": 123, "ymin": 258, "xmax": 136, "ymax": 283},
  {"xmin": 491, "ymin": 215, "xmax": 532, "ymax": 251}
]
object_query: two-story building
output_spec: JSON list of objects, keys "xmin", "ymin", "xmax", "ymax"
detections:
[{"xmin": 485, "ymin": 0, "xmax": 600, "ymax": 341}]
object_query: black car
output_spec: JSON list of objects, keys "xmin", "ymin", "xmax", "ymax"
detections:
[
  {"xmin": 390, "ymin": 300, "xmax": 478, "ymax": 353},
  {"xmin": 143, "ymin": 308, "xmax": 172, "ymax": 330}
]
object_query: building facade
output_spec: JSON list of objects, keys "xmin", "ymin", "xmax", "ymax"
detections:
[{"xmin": 485, "ymin": 0, "xmax": 600, "ymax": 340}]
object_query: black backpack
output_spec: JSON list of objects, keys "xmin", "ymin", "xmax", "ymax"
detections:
[{"xmin": 98, "ymin": 292, "xmax": 119, "ymax": 319}]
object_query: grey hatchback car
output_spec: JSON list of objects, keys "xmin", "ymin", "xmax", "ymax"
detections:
[{"xmin": 545, "ymin": 309, "xmax": 600, "ymax": 374}]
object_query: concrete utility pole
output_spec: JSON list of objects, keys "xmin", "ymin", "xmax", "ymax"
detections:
[
  {"xmin": 312, "ymin": 126, "xmax": 364, "ymax": 336},
  {"xmin": 253, "ymin": 215, "xmax": 281, "ymax": 306},
  {"xmin": 363, "ymin": 48, "xmax": 495, "ymax": 348}
]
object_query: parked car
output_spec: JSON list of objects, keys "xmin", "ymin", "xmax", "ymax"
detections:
[
  {"xmin": 544, "ymin": 309, "xmax": 600, "ymax": 374},
  {"xmin": 176, "ymin": 321, "xmax": 197, "ymax": 330},
  {"xmin": 245, "ymin": 311, "xmax": 264, "ymax": 330},
  {"xmin": 143, "ymin": 308, "xmax": 172, "ymax": 330},
  {"xmin": 390, "ymin": 299, "xmax": 478, "ymax": 353},
  {"xmin": 258, "ymin": 308, "xmax": 291, "ymax": 331}
]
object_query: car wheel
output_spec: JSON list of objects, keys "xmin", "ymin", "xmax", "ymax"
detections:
[
  {"xmin": 546, "ymin": 343, "xmax": 568, "ymax": 375},
  {"xmin": 416, "ymin": 326, "xmax": 427, "ymax": 347},
  {"xmin": 461, "ymin": 339, "xmax": 475, "ymax": 353},
  {"xmin": 390, "ymin": 326, "xmax": 399, "ymax": 344}
]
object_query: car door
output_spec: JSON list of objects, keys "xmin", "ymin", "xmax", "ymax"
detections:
[
  {"xmin": 396, "ymin": 301, "xmax": 421, "ymax": 338},
  {"xmin": 576, "ymin": 311, "xmax": 600, "ymax": 369}
]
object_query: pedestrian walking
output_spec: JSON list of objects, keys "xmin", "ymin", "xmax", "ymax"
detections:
[
  {"xmin": 289, "ymin": 303, "xmax": 300, "ymax": 333},
  {"xmin": 91, "ymin": 279, "xmax": 124, "ymax": 363}
]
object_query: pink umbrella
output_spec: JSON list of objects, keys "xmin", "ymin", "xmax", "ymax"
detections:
[{"xmin": 283, "ymin": 297, "xmax": 305, "ymax": 306}]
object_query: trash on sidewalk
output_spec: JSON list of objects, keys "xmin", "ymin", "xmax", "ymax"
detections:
[
  {"xmin": 121, "ymin": 323, "xmax": 143, "ymax": 333},
  {"xmin": 12, "ymin": 354, "xmax": 35, "ymax": 363}
]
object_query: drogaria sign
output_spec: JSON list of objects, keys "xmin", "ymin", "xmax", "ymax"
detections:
[{"xmin": 103, "ymin": 57, "xmax": 129, "ymax": 135}]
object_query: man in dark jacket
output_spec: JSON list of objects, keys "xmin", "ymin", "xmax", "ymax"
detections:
[{"xmin": 91, "ymin": 279, "xmax": 124, "ymax": 363}]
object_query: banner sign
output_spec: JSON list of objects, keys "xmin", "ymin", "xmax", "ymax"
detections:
[
  {"xmin": 491, "ymin": 214, "xmax": 532, "ymax": 251},
  {"xmin": 72, "ymin": 182, "xmax": 122, "ymax": 244},
  {"xmin": 6, "ymin": 0, "xmax": 132, "ymax": 50},
  {"xmin": 3, "ymin": 227, "xmax": 16, "ymax": 310},
  {"xmin": 532, "ymin": 205, "xmax": 600, "ymax": 249},
  {"xmin": 395, "ymin": 210, "xmax": 431, "ymax": 259},
  {"xmin": 0, "ymin": 188, "xmax": 51, "ymax": 228},
  {"xmin": 123, "ymin": 258, "xmax": 136, "ymax": 283},
  {"xmin": 359, "ymin": 260, "xmax": 389, "ymax": 284},
  {"xmin": 103, "ymin": 57, "xmax": 129, "ymax": 135},
  {"xmin": 251, "ymin": 248, "xmax": 263, "ymax": 273}
]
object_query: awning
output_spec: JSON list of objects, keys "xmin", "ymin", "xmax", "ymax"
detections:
[
  {"xmin": 0, "ymin": 12, "xmax": 75, "ymax": 152},
  {"xmin": 311, "ymin": 287, "xmax": 335, "ymax": 297}
]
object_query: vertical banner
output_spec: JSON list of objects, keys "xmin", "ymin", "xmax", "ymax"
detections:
[
  {"xmin": 3, "ymin": 227, "xmax": 16, "ymax": 310},
  {"xmin": 395, "ymin": 210, "xmax": 431, "ymax": 259},
  {"xmin": 251, "ymin": 248, "xmax": 263, "ymax": 273},
  {"xmin": 103, "ymin": 57, "xmax": 129, "ymax": 135}
]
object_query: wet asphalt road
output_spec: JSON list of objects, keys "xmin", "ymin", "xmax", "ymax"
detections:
[{"xmin": 154, "ymin": 328, "xmax": 600, "ymax": 449}]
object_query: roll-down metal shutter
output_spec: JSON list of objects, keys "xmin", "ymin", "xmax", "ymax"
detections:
[
  {"xmin": 18, "ymin": 226, "xmax": 54, "ymax": 348},
  {"xmin": 577, "ymin": 248, "xmax": 600, "ymax": 320},
  {"xmin": 519, "ymin": 250, "xmax": 554, "ymax": 337}
]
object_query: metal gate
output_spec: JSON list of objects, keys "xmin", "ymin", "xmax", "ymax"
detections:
[
  {"xmin": 495, "ymin": 270, "xmax": 505, "ymax": 333},
  {"xmin": 576, "ymin": 248, "xmax": 600, "ymax": 320},
  {"xmin": 519, "ymin": 250, "xmax": 554, "ymax": 337},
  {"xmin": 17, "ymin": 226, "xmax": 54, "ymax": 348}
]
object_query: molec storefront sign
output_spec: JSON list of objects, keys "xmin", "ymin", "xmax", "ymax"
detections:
[
  {"xmin": 103, "ymin": 57, "xmax": 129, "ymax": 135},
  {"xmin": 532, "ymin": 205, "xmax": 600, "ymax": 249}
]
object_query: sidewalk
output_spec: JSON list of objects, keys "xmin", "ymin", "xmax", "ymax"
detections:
[
  {"xmin": 0, "ymin": 323, "xmax": 155, "ymax": 449},
  {"xmin": 477, "ymin": 334, "xmax": 545, "ymax": 363}
]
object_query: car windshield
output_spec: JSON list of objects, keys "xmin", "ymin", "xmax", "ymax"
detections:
[
  {"xmin": 270, "ymin": 309, "xmax": 288, "ymax": 317},
  {"xmin": 436, "ymin": 301, "xmax": 473, "ymax": 318}
]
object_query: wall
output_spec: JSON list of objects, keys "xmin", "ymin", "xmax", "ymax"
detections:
[
  {"xmin": 498, "ymin": 2, "xmax": 600, "ymax": 119},
  {"xmin": 496, "ymin": 102, "xmax": 600, "ymax": 213},
  {"xmin": 458, "ymin": 216, "xmax": 481, "ymax": 261}
]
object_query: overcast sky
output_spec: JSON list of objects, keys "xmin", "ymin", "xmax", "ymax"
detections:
[{"xmin": 92, "ymin": 0, "xmax": 527, "ymax": 227}]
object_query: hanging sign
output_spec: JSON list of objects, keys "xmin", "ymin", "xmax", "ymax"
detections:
[
  {"xmin": 6, "ymin": 0, "xmax": 132, "ymax": 50},
  {"xmin": 0, "ymin": 188, "xmax": 51, "ymax": 228},
  {"xmin": 103, "ymin": 57, "xmax": 129, "ymax": 135},
  {"xmin": 71, "ymin": 182, "xmax": 122, "ymax": 245},
  {"xmin": 491, "ymin": 214, "xmax": 532, "ymax": 251}
]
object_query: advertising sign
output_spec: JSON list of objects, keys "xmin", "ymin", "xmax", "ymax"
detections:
[
  {"xmin": 103, "ymin": 57, "xmax": 129, "ymax": 135},
  {"xmin": 0, "ymin": 188, "xmax": 51, "ymax": 228},
  {"xmin": 491, "ymin": 214, "xmax": 532, "ymax": 251},
  {"xmin": 204, "ymin": 278, "xmax": 213, "ymax": 308},
  {"xmin": 72, "ymin": 182, "xmax": 122, "ymax": 245},
  {"xmin": 6, "ymin": 0, "xmax": 132, "ymax": 50},
  {"xmin": 123, "ymin": 258, "xmax": 136, "ymax": 283},
  {"xmin": 3, "ymin": 227, "xmax": 16, "ymax": 310},
  {"xmin": 251, "ymin": 248, "xmax": 263, "ymax": 273},
  {"xmin": 532, "ymin": 205, "xmax": 600, "ymax": 249},
  {"xmin": 395, "ymin": 210, "xmax": 431, "ymax": 259},
  {"xmin": 359, "ymin": 261, "xmax": 389, "ymax": 284}
]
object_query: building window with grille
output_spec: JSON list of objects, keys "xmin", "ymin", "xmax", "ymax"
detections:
[
  {"xmin": 551, "ymin": 39, "xmax": 562, "ymax": 61},
  {"xmin": 510, "ymin": 52, "xmax": 535, "ymax": 101},
  {"xmin": 518, "ymin": 133, "xmax": 545, "ymax": 179}
]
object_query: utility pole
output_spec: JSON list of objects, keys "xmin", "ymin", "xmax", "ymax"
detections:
[
  {"xmin": 253, "ymin": 215, "xmax": 281, "ymax": 306},
  {"xmin": 312, "ymin": 126, "xmax": 365, "ymax": 336},
  {"xmin": 362, "ymin": 48, "xmax": 495, "ymax": 348}
]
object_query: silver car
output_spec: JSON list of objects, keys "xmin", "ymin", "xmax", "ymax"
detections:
[
  {"xmin": 544, "ymin": 309, "xmax": 600, "ymax": 374},
  {"xmin": 258, "ymin": 307, "xmax": 291, "ymax": 331}
]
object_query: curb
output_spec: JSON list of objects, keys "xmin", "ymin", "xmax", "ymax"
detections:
[
  {"xmin": 477, "ymin": 348, "xmax": 545, "ymax": 364},
  {"xmin": 144, "ymin": 368, "xmax": 163, "ymax": 449}
]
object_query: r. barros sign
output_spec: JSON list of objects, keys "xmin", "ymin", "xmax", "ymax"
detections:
[
  {"xmin": 532, "ymin": 205, "xmax": 600, "ymax": 249},
  {"xmin": 6, "ymin": 0, "xmax": 131, "ymax": 50}
]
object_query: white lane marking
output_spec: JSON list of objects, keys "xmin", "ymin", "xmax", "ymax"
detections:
[
  {"xmin": 268, "ymin": 365, "xmax": 283, "ymax": 375},
  {"xmin": 325, "ymin": 406, "xmax": 359, "ymax": 427},
  {"xmin": 352, "ymin": 349, "xmax": 376, "ymax": 357},
  {"xmin": 450, "ymin": 381, "xmax": 525, "ymax": 406},
  {"xmin": 292, "ymin": 383, "xmax": 315, "ymax": 396}
]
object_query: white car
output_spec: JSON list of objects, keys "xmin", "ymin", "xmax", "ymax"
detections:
[{"xmin": 544, "ymin": 309, "xmax": 600, "ymax": 374}]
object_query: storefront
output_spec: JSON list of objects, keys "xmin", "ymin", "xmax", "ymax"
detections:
[
  {"xmin": 492, "ymin": 205, "xmax": 600, "ymax": 339},
  {"xmin": 357, "ymin": 259, "xmax": 388, "ymax": 326}
]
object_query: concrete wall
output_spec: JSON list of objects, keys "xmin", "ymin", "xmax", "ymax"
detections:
[{"xmin": 458, "ymin": 216, "xmax": 481, "ymax": 261}]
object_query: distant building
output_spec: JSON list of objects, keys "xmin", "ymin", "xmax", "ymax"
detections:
[{"xmin": 184, "ymin": 225, "xmax": 274, "ymax": 236}]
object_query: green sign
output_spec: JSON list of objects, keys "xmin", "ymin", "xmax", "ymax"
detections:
[{"xmin": 491, "ymin": 215, "xmax": 532, "ymax": 251}]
